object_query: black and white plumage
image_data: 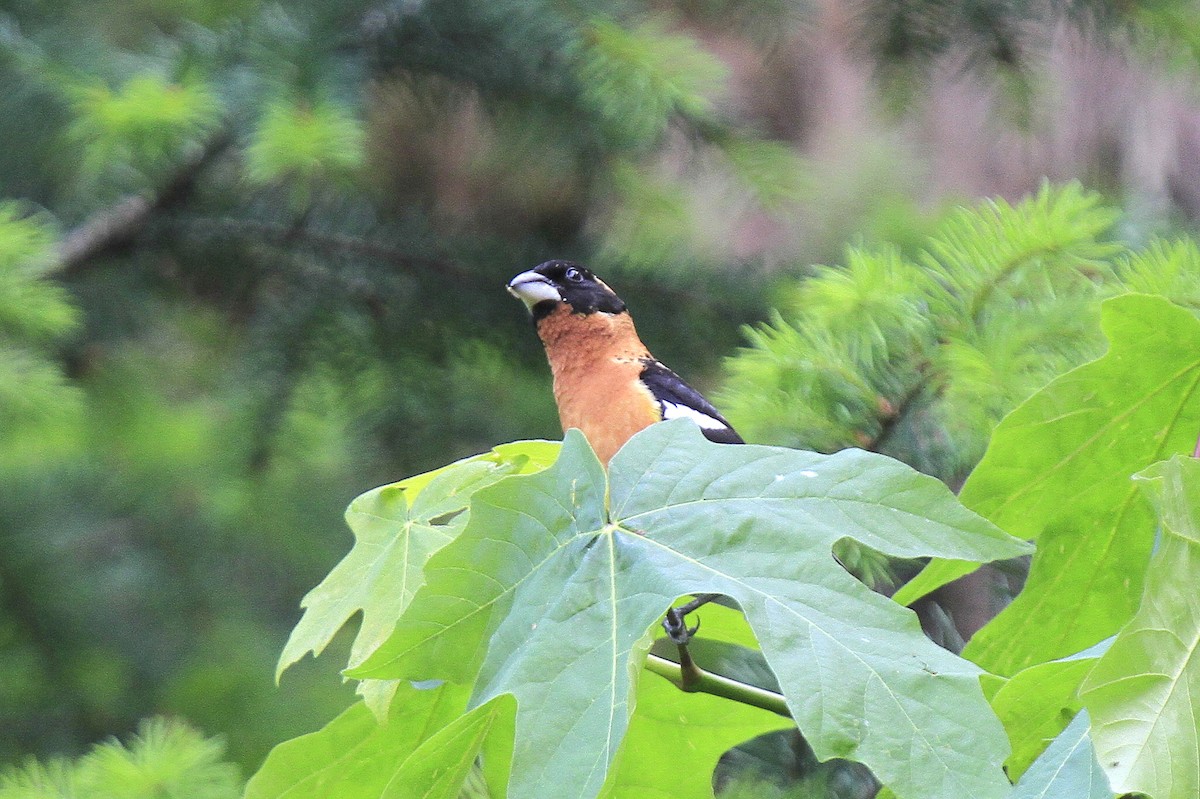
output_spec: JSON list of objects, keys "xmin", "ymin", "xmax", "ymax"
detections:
[
  {"xmin": 507, "ymin": 259, "xmax": 742, "ymax": 463},
  {"xmin": 636, "ymin": 358, "xmax": 743, "ymax": 445}
]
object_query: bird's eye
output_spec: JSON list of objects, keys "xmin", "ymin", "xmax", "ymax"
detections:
[{"xmin": 565, "ymin": 267, "xmax": 584, "ymax": 283}]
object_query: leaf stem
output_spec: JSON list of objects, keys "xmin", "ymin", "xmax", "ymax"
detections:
[{"xmin": 643, "ymin": 653, "xmax": 792, "ymax": 718}]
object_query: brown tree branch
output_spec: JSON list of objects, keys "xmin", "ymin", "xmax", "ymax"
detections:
[
  {"xmin": 862, "ymin": 380, "xmax": 926, "ymax": 453},
  {"xmin": 51, "ymin": 129, "xmax": 233, "ymax": 278}
]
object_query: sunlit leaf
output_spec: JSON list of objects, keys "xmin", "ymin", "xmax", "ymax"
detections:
[
  {"xmin": 899, "ymin": 295, "xmax": 1200, "ymax": 678},
  {"xmin": 989, "ymin": 639, "xmax": 1109, "ymax": 779},
  {"xmin": 382, "ymin": 692, "xmax": 515, "ymax": 799},
  {"xmin": 244, "ymin": 682, "xmax": 514, "ymax": 799},
  {"xmin": 1009, "ymin": 710, "xmax": 1110, "ymax": 799},
  {"xmin": 1079, "ymin": 454, "xmax": 1200, "ymax": 799},
  {"xmin": 277, "ymin": 441, "xmax": 559, "ymax": 680}
]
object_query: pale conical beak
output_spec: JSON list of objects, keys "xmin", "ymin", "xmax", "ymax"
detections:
[{"xmin": 507, "ymin": 271, "xmax": 562, "ymax": 311}]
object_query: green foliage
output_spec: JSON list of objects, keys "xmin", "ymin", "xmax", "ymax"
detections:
[
  {"xmin": 1118, "ymin": 238, "xmax": 1200, "ymax": 309},
  {"xmin": 1079, "ymin": 455, "xmax": 1200, "ymax": 799},
  {"xmin": 0, "ymin": 302, "xmax": 363, "ymax": 767},
  {"xmin": 899, "ymin": 296, "xmax": 1200, "ymax": 671},
  {"xmin": 890, "ymin": 293, "xmax": 1200, "ymax": 796},
  {"xmin": 256, "ymin": 282, "xmax": 1200, "ymax": 798},
  {"xmin": 592, "ymin": 137, "xmax": 808, "ymax": 273},
  {"xmin": 986, "ymin": 642, "xmax": 1106, "ymax": 778},
  {"xmin": 246, "ymin": 98, "xmax": 365, "ymax": 209},
  {"xmin": 263, "ymin": 420, "xmax": 1028, "ymax": 799},
  {"xmin": 0, "ymin": 0, "xmax": 779, "ymax": 770},
  {"xmin": 576, "ymin": 17, "xmax": 727, "ymax": 147},
  {"xmin": 600, "ymin": 674, "xmax": 793, "ymax": 798},
  {"xmin": 245, "ymin": 683, "xmax": 512, "ymax": 799},
  {"xmin": 0, "ymin": 759, "xmax": 77, "ymax": 799},
  {"xmin": 67, "ymin": 73, "xmax": 222, "ymax": 186},
  {"xmin": 716, "ymin": 137, "xmax": 811, "ymax": 212},
  {"xmin": 855, "ymin": 0, "xmax": 1200, "ymax": 99},
  {"xmin": 721, "ymin": 182, "xmax": 1125, "ymax": 480},
  {"xmin": 0, "ymin": 202, "xmax": 78, "ymax": 428},
  {"xmin": 0, "ymin": 718, "xmax": 241, "ymax": 799},
  {"xmin": 8, "ymin": 0, "xmax": 1200, "ymax": 792},
  {"xmin": 277, "ymin": 440, "xmax": 560, "ymax": 680},
  {"xmin": 716, "ymin": 775, "xmax": 860, "ymax": 799},
  {"xmin": 250, "ymin": 668, "xmax": 791, "ymax": 799},
  {"xmin": 1119, "ymin": 0, "xmax": 1200, "ymax": 67},
  {"xmin": 1008, "ymin": 711, "xmax": 1111, "ymax": 799},
  {"xmin": 597, "ymin": 160, "xmax": 695, "ymax": 271},
  {"xmin": 0, "ymin": 205, "xmax": 68, "ymax": 338}
]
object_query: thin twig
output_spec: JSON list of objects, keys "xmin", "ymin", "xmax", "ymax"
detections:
[
  {"xmin": 644, "ymin": 653, "xmax": 792, "ymax": 717},
  {"xmin": 173, "ymin": 216, "xmax": 473, "ymax": 280},
  {"xmin": 863, "ymin": 380, "xmax": 925, "ymax": 453}
]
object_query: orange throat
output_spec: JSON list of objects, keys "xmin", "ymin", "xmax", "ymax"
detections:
[{"xmin": 535, "ymin": 306, "xmax": 661, "ymax": 465}]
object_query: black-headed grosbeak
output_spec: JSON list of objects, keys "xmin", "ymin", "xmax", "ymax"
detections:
[{"xmin": 507, "ymin": 259, "xmax": 742, "ymax": 464}]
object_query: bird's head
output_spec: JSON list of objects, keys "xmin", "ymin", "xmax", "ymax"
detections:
[{"xmin": 507, "ymin": 260, "xmax": 627, "ymax": 321}]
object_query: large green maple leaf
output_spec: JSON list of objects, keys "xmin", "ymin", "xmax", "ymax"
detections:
[
  {"xmin": 350, "ymin": 420, "xmax": 1030, "ymax": 799},
  {"xmin": 896, "ymin": 294, "xmax": 1200, "ymax": 676}
]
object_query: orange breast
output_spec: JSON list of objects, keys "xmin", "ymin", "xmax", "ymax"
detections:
[{"xmin": 536, "ymin": 307, "xmax": 662, "ymax": 465}]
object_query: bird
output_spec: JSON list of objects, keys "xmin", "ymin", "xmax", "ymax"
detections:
[{"xmin": 507, "ymin": 259, "xmax": 742, "ymax": 465}]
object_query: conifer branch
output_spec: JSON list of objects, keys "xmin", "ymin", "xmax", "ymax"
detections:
[
  {"xmin": 172, "ymin": 217, "xmax": 471, "ymax": 280},
  {"xmin": 52, "ymin": 129, "xmax": 233, "ymax": 278},
  {"xmin": 967, "ymin": 244, "xmax": 1060, "ymax": 325},
  {"xmin": 863, "ymin": 380, "xmax": 926, "ymax": 452}
]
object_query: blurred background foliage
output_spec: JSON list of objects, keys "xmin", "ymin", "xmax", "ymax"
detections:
[{"xmin": 6, "ymin": 0, "xmax": 1200, "ymax": 796}]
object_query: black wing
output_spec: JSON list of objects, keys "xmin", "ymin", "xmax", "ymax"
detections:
[{"xmin": 638, "ymin": 359, "xmax": 743, "ymax": 444}]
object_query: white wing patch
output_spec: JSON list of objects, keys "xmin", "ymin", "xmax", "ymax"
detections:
[{"xmin": 662, "ymin": 401, "xmax": 730, "ymax": 431}]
